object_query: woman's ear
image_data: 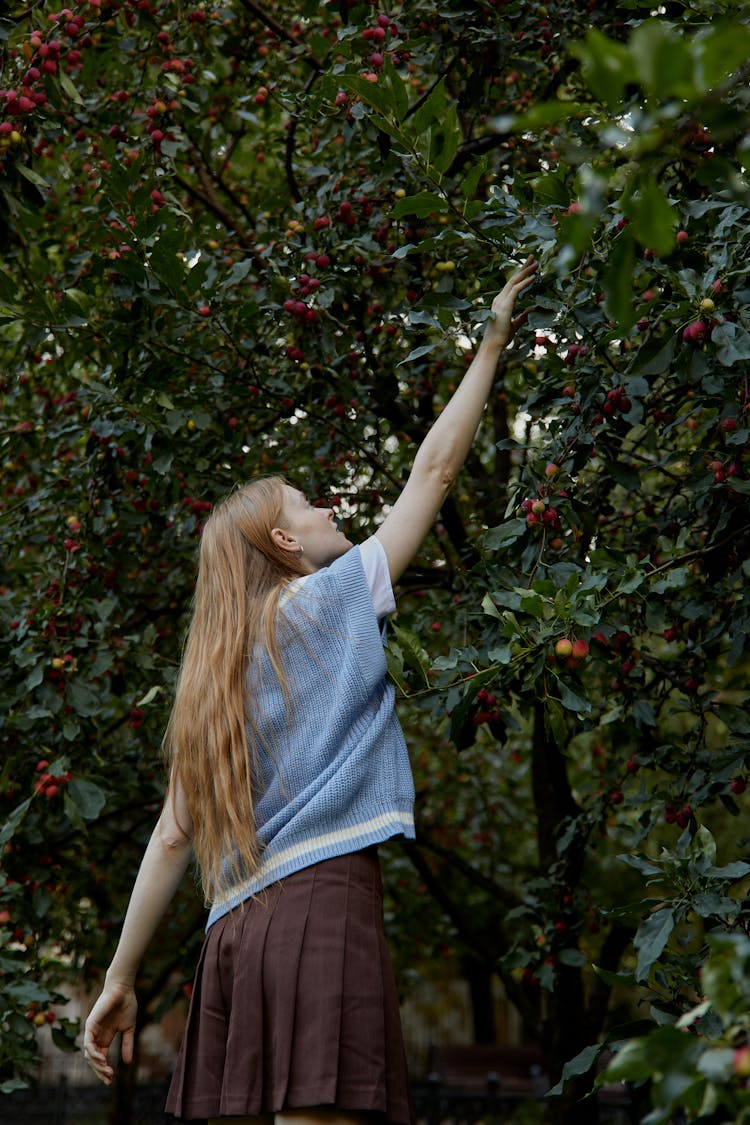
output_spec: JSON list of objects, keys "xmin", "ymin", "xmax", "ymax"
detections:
[{"xmin": 270, "ymin": 526, "xmax": 300, "ymax": 556}]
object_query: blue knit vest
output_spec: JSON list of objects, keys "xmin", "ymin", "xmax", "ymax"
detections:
[{"xmin": 205, "ymin": 544, "xmax": 416, "ymax": 929}]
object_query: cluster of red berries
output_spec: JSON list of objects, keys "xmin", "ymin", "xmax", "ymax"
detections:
[
  {"xmin": 664, "ymin": 801, "xmax": 693, "ymax": 828},
  {"xmin": 520, "ymin": 496, "xmax": 561, "ymax": 530},
  {"xmin": 564, "ymin": 343, "xmax": 587, "ymax": 365},
  {"xmin": 1, "ymin": 7, "xmax": 90, "ymax": 140},
  {"xmin": 707, "ymin": 458, "xmax": 742, "ymax": 485},
  {"xmin": 361, "ymin": 13, "xmax": 400, "ymax": 69},
  {"xmin": 33, "ymin": 760, "xmax": 72, "ymax": 800},
  {"xmin": 323, "ymin": 394, "xmax": 349, "ymax": 418},
  {"xmin": 303, "ymin": 248, "xmax": 331, "ymax": 268},
  {"xmin": 552, "ymin": 638, "xmax": 589, "ymax": 669},
  {"xmin": 184, "ymin": 496, "xmax": 212, "ymax": 514},
  {"xmin": 283, "ymin": 273, "xmax": 323, "ymax": 324},
  {"xmin": 25, "ymin": 1003, "xmax": 57, "ymax": 1028},
  {"xmin": 682, "ymin": 320, "xmax": 710, "ymax": 344},
  {"xmin": 473, "ymin": 688, "xmax": 501, "ymax": 727},
  {"xmin": 602, "ymin": 386, "xmax": 632, "ymax": 415}
]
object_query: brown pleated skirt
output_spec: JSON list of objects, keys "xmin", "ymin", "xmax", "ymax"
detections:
[{"xmin": 165, "ymin": 848, "xmax": 414, "ymax": 1124}]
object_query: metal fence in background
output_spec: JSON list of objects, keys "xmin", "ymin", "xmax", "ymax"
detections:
[
  {"xmin": 0, "ymin": 1076, "xmax": 171, "ymax": 1125},
  {"xmin": 0, "ymin": 1074, "xmax": 635, "ymax": 1125}
]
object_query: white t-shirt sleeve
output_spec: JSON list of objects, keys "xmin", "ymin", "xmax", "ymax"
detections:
[{"xmin": 359, "ymin": 537, "xmax": 396, "ymax": 620}]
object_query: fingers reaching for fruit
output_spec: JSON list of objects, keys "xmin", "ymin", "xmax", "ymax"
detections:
[{"xmin": 483, "ymin": 256, "xmax": 539, "ymax": 349}]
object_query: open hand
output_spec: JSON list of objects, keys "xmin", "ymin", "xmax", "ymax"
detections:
[
  {"xmin": 82, "ymin": 980, "xmax": 138, "ymax": 1085},
  {"xmin": 483, "ymin": 255, "xmax": 538, "ymax": 349}
]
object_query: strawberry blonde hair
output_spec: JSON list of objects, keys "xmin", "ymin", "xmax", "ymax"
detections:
[{"xmin": 162, "ymin": 477, "xmax": 305, "ymax": 904}]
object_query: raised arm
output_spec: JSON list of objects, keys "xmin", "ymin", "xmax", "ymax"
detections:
[
  {"xmin": 375, "ymin": 256, "xmax": 537, "ymax": 584},
  {"xmin": 82, "ymin": 780, "xmax": 194, "ymax": 1084}
]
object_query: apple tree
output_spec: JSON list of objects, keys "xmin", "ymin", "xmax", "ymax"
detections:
[{"xmin": 1, "ymin": 1, "xmax": 749, "ymax": 1122}]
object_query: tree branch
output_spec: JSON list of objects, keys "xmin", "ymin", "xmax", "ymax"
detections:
[
  {"xmin": 531, "ymin": 702, "xmax": 581, "ymax": 871},
  {"xmin": 234, "ymin": 0, "xmax": 323, "ymax": 72}
]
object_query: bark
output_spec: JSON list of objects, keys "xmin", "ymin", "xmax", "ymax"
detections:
[
  {"xmin": 108, "ymin": 1029, "xmax": 139, "ymax": 1125},
  {"xmin": 462, "ymin": 956, "xmax": 496, "ymax": 1044}
]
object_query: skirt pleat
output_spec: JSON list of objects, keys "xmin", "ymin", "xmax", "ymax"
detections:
[{"xmin": 165, "ymin": 849, "xmax": 414, "ymax": 1125}]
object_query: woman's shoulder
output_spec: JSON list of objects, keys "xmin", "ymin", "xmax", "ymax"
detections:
[{"xmin": 279, "ymin": 539, "xmax": 393, "ymax": 620}]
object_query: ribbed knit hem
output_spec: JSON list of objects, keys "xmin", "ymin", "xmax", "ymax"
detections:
[{"xmin": 205, "ymin": 811, "xmax": 415, "ymax": 931}]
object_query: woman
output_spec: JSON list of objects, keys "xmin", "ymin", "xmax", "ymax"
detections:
[{"xmin": 82, "ymin": 255, "xmax": 537, "ymax": 1125}]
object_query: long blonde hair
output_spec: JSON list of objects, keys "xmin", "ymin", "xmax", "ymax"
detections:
[{"xmin": 162, "ymin": 477, "xmax": 305, "ymax": 904}]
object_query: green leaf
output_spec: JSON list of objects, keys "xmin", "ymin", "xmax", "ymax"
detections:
[
  {"xmin": 67, "ymin": 679, "xmax": 104, "ymax": 718},
  {"xmin": 15, "ymin": 163, "xmax": 50, "ymax": 192},
  {"xmin": 5, "ymin": 980, "xmax": 53, "ymax": 1005},
  {"xmin": 652, "ymin": 567, "xmax": 690, "ymax": 594},
  {"xmin": 632, "ymin": 699, "xmax": 656, "ymax": 728},
  {"xmin": 592, "ymin": 965, "xmax": 637, "ymax": 988},
  {"xmin": 630, "ymin": 20, "xmax": 695, "ymax": 99},
  {"xmin": 548, "ymin": 1041, "xmax": 604, "ymax": 1096},
  {"xmin": 411, "ymin": 78, "xmax": 447, "ymax": 136},
  {"xmin": 67, "ymin": 779, "xmax": 107, "ymax": 820},
  {"xmin": 544, "ymin": 697, "xmax": 568, "ymax": 748},
  {"xmin": 51, "ymin": 1025, "xmax": 80, "ymax": 1053},
  {"xmin": 634, "ymin": 907, "xmax": 675, "ymax": 982},
  {"xmin": 697, "ymin": 22, "xmax": 750, "ymax": 89},
  {"xmin": 385, "ymin": 641, "xmax": 406, "ymax": 694},
  {"xmin": 558, "ymin": 948, "xmax": 588, "ymax": 967},
  {"xmin": 712, "ymin": 322, "xmax": 750, "ymax": 366},
  {"xmin": 136, "ymin": 684, "xmax": 165, "ymax": 707},
  {"xmin": 619, "ymin": 852, "xmax": 664, "ymax": 877},
  {"xmin": 431, "ymin": 101, "xmax": 461, "ymax": 175},
  {"xmin": 604, "ymin": 233, "xmax": 636, "ymax": 332},
  {"xmin": 460, "ymin": 156, "xmax": 489, "ymax": 201},
  {"xmin": 623, "ymin": 178, "xmax": 677, "ymax": 257},
  {"xmin": 333, "ymin": 74, "xmax": 394, "ymax": 118},
  {"xmin": 397, "ymin": 343, "xmax": 437, "ymax": 365},
  {"xmin": 1, "ymin": 1079, "xmax": 29, "ymax": 1095},
  {"xmin": 484, "ymin": 518, "xmax": 527, "ymax": 549},
  {"xmin": 390, "ymin": 623, "xmax": 431, "ymax": 688},
  {"xmin": 492, "ymin": 101, "xmax": 591, "ymax": 134},
  {"xmin": 636, "ymin": 334, "xmax": 677, "ymax": 378},
  {"xmin": 58, "ymin": 70, "xmax": 84, "ymax": 105},
  {"xmin": 392, "ymin": 191, "xmax": 449, "ymax": 219},
  {"xmin": 381, "ymin": 59, "xmax": 409, "ymax": 123},
  {"xmin": 557, "ymin": 680, "xmax": 592, "ymax": 714},
  {"xmin": 692, "ymin": 892, "xmax": 737, "ymax": 920},
  {"xmin": 697, "ymin": 1047, "xmax": 734, "ymax": 1083},
  {"xmin": 692, "ymin": 823, "xmax": 717, "ymax": 866},
  {"xmin": 611, "ymin": 459, "xmax": 638, "ymax": 490},
  {"xmin": 572, "ymin": 30, "xmax": 636, "ymax": 109},
  {"xmin": 0, "ymin": 798, "xmax": 32, "ymax": 847},
  {"xmin": 481, "ymin": 592, "xmax": 503, "ymax": 618},
  {"xmin": 601, "ymin": 1037, "xmax": 654, "ymax": 1083},
  {"xmin": 710, "ymin": 861, "xmax": 750, "ymax": 880},
  {"xmin": 0, "ymin": 268, "xmax": 19, "ymax": 304},
  {"xmin": 530, "ymin": 171, "xmax": 570, "ymax": 206}
]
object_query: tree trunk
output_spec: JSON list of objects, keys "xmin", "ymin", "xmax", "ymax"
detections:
[
  {"xmin": 108, "ymin": 1029, "xmax": 139, "ymax": 1125},
  {"xmin": 462, "ymin": 956, "xmax": 496, "ymax": 1044}
]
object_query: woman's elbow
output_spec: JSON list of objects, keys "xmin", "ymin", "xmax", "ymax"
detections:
[
  {"xmin": 413, "ymin": 444, "xmax": 458, "ymax": 487},
  {"xmin": 157, "ymin": 808, "xmax": 193, "ymax": 853}
]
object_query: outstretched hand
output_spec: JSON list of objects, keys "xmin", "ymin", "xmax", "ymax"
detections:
[
  {"xmin": 483, "ymin": 255, "xmax": 538, "ymax": 349},
  {"xmin": 82, "ymin": 980, "xmax": 138, "ymax": 1085}
]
